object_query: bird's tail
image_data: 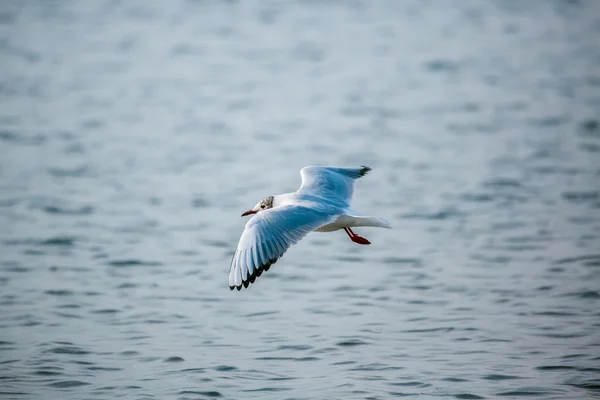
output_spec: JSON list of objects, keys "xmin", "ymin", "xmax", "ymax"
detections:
[{"xmin": 349, "ymin": 216, "xmax": 392, "ymax": 229}]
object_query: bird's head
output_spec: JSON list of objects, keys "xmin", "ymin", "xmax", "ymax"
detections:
[{"xmin": 241, "ymin": 196, "xmax": 274, "ymax": 217}]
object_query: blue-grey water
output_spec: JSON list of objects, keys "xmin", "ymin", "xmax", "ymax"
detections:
[{"xmin": 1, "ymin": 1, "xmax": 600, "ymax": 399}]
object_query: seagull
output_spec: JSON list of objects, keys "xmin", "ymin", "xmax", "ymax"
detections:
[{"xmin": 229, "ymin": 166, "xmax": 391, "ymax": 291}]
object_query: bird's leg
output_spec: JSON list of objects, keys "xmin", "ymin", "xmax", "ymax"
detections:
[{"xmin": 344, "ymin": 227, "xmax": 371, "ymax": 245}]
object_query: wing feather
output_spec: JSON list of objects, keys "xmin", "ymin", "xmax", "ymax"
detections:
[
  {"xmin": 229, "ymin": 205, "xmax": 336, "ymax": 290},
  {"xmin": 244, "ymin": 250, "xmax": 253, "ymax": 280},
  {"xmin": 250, "ymin": 247, "xmax": 259, "ymax": 277},
  {"xmin": 299, "ymin": 166, "xmax": 371, "ymax": 205}
]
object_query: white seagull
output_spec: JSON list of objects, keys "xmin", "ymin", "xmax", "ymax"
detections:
[{"xmin": 229, "ymin": 166, "xmax": 391, "ymax": 291}]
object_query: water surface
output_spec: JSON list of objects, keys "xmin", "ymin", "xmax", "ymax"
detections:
[{"xmin": 1, "ymin": 1, "xmax": 600, "ymax": 399}]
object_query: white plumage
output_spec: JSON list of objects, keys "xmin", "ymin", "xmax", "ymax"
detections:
[{"xmin": 229, "ymin": 166, "xmax": 391, "ymax": 291}]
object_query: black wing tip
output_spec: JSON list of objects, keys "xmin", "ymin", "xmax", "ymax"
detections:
[
  {"xmin": 229, "ymin": 257, "xmax": 281, "ymax": 292},
  {"xmin": 359, "ymin": 166, "xmax": 372, "ymax": 176}
]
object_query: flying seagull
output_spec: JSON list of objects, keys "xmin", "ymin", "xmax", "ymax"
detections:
[{"xmin": 229, "ymin": 166, "xmax": 391, "ymax": 290}]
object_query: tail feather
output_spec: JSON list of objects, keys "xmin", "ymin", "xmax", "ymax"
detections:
[{"xmin": 348, "ymin": 215, "xmax": 392, "ymax": 229}]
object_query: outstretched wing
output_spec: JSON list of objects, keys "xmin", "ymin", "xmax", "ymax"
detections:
[
  {"xmin": 229, "ymin": 205, "xmax": 336, "ymax": 291},
  {"xmin": 299, "ymin": 166, "xmax": 371, "ymax": 205}
]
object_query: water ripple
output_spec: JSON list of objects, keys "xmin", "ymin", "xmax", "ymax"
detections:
[{"xmin": 47, "ymin": 380, "xmax": 91, "ymax": 388}]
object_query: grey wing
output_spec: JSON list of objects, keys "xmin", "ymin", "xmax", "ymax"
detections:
[
  {"xmin": 299, "ymin": 165, "xmax": 371, "ymax": 204},
  {"xmin": 229, "ymin": 205, "xmax": 336, "ymax": 291}
]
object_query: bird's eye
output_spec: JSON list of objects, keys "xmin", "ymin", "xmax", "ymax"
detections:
[{"xmin": 261, "ymin": 204, "xmax": 265, "ymax": 208}]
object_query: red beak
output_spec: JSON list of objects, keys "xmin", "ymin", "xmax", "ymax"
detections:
[{"xmin": 241, "ymin": 210, "xmax": 257, "ymax": 217}]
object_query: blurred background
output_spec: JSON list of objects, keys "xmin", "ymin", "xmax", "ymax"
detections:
[{"xmin": 1, "ymin": 0, "xmax": 599, "ymax": 399}]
